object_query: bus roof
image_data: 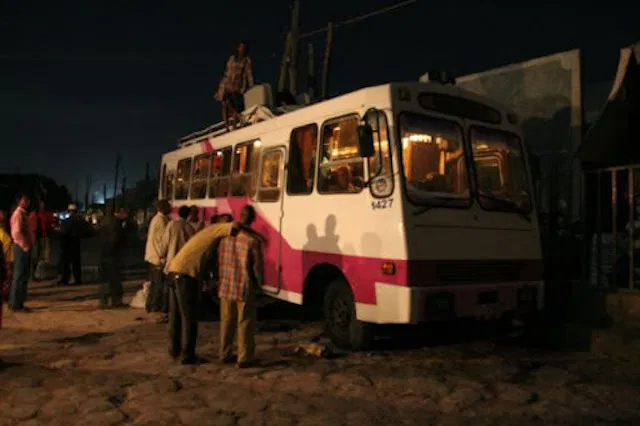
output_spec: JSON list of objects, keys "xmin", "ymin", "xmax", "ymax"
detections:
[{"xmin": 175, "ymin": 81, "xmax": 514, "ymax": 149}]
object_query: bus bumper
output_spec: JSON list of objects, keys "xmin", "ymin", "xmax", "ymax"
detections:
[{"xmin": 355, "ymin": 281, "xmax": 544, "ymax": 324}]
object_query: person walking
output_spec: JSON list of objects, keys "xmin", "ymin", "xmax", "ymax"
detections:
[
  {"xmin": 145, "ymin": 199, "xmax": 171, "ymax": 317},
  {"xmin": 58, "ymin": 204, "xmax": 88, "ymax": 286},
  {"xmin": 217, "ymin": 205, "xmax": 264, "ymax": 368},
  {"xmin": 9, "ymin": 195, "xmax": 32, "ymax": 312},
  {"xmin": 98, "ymin": 205, "xmax": 126, "ymax": 309}
]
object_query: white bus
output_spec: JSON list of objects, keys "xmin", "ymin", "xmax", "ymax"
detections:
[{"xmin": 160, "ymin": 81, "xmax": 543, "ymax": 350}]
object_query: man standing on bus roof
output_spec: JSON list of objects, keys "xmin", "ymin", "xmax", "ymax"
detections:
[
  {"xmin": 145, "ymin": 199, "xmax": 171, "ymax": 320},
  {"xmin": 216, "ymin": 40, "xmax": 254, "ymax": 132},
  {"xmin": 218, "ymin": 205, "xmax": 264, "ymax": 368}
]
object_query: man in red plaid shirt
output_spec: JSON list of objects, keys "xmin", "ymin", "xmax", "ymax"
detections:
[{"xmin": 217, "ymin": 205, "xmax": 263, "ymax": 368}]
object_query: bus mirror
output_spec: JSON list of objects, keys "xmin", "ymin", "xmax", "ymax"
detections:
[{"xmin": 357, "ymin": 124, "xmax": 375, "ymax": 158}]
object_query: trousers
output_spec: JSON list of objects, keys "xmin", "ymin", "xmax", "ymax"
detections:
[
  {"xmin": 101, "ymin": 257, "xmax": 124, "ymax": 304},
  {"xmin": 168, "ymin": 275, "xmax": 199, "ymax": 360},
  {"xmin": 219, "ymin": 297, "xmax": 256, "ymax": 364},
  {"xmin": 9, "ymin": 246, "xmax": 30, "ymax": 310},
  {"xmin": 146, "ymin": 264, "xmax": 167, "ymax": 313}
]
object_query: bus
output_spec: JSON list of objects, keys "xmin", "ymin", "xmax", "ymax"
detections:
[{"xmin": 160, "ymin": 81, "xmax": 543, "ymax": 350}]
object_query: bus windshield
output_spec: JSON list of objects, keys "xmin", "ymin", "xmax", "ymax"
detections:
[
  {"xmin": 470, "ymin": 126, "xmax": 532, "ymax": 213},
  {"xmin": 398, "ymin": 113, "xmax": 470, "ymax": 207}
]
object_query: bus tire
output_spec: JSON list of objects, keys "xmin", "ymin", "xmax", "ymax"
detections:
[{"xmin": 323, "ymin": 278, "xmax": 373, "ymax": 351}]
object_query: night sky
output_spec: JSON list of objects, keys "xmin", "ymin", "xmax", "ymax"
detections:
[{"xmin": 1, "ymin": 0, "xmax": 638, "ymax": 202}]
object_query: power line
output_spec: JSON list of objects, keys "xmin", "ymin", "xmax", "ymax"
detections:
[
  {"xmin": 0, "ymin": 0, "xmax": 418, "ymax": 62},
  {"xmin": 300, "ymin": 0, "xmax": 417, "ymax": 39}
]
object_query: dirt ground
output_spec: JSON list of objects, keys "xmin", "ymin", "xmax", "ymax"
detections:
[{"xmin": 1, "ymin": 279, "xmax": 640, "ymax": 426}]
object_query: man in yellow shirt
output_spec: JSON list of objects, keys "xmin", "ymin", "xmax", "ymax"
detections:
[{"xmin": 166, "ymin": 220, "xmax": 264, "ymax": 364}]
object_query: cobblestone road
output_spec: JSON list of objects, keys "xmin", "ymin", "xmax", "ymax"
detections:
[{"xmin": 1, "ymin": 280, "xmax": 640, "ymax": 425}]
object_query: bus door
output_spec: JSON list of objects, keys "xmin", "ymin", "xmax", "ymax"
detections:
[{"xmin": 255, "ymin": 146, "xmax": 287, "ymax": 291}]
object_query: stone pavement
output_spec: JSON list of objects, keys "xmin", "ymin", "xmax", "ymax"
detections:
[{"xmin": 1, "ymin": 280, "xmax": 640, "ymax": 425}]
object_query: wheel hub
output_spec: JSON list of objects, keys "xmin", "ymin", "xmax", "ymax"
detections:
[{"xmin": 331, "ymin": 298, "xmax": 350, "ymax": 329}]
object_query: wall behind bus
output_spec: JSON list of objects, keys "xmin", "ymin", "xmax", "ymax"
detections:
[{"xmin": 453, "ymin": 49, "xmax": 583, "ymax": 222}]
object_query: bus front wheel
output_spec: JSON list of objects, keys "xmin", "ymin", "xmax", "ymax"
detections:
[{"xmin": 323, "ymin": 278, "xmax": 373, "ymax": 351}]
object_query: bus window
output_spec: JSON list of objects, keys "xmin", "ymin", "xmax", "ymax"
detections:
[
  {"xmin": 165, "ymin": 169, "xmax": 175, "ymax": 200},
  {"xmin": 287, "ymin": 124, "xmax": 318, "ymax": 195},
  {"xmin": 231, "ymin": 140, "xmax": 262, "ymax": 197},
  {"xmin": 160, "ymin": 164, "xmax": 167, "ymax": 198},
  {"xmin": 190, "ymin": 153, "xmax": 211, "ymax": 199},
  {"xmin": 209, "ymin": 147, "xmax": 232, "ymax": 198},
  {"xmin": 318, "ymin": 115, "xmax": 364, "ymax": 194},
  {"xmin": 398, "ymin": 113, "xmax": 470, "ymax": 207},
  {"xmin": 257, "ymin": 149, "xmax": 284, "ymax": 202},
  {"xmin": 471, "ymin": 127, "xmax": 532, "ymax": 212},
  {"xmin": 175, "ymin": 157, "xmax": 192, "ymax": 200},
  {"xmin": 365, "ymin": 110, "xmax": 393, "ymax": 198}
]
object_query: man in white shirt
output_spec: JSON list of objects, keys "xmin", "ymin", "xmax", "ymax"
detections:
[
  {"xmin": 159, "ymin": 206, "xmax": 195, "ymax": 276},
  {"xmin": 145, "ymin": 199, "xmax": 171, "ymax": 315}
]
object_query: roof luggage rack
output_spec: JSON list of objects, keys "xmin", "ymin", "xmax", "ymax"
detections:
[{"xmin": 177, "ymin": 84, "xmax": 307, "ymax": 148}]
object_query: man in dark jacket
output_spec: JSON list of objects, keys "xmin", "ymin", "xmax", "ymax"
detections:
[
  {"xmin": 58, "ymin": 204, "xmax": 88, "ymax": 286},
  {"xmin": 99, "ymin": 206, "xmax": 126, "ymax": 309}
]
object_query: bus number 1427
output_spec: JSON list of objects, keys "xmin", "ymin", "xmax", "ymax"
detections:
[{"xmin": 371, "ymin": 198, "xmax": 393, "ymax": 210}]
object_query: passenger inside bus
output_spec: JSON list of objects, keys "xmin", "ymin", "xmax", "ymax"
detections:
[{"xmin": 334, "ymin": 166, "xmax": 360, "ymax": 193}]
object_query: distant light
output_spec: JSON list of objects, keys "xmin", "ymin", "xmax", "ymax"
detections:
[{"xmin": 253, "ymin": 140, "xmax": 263, "ymax": 147}]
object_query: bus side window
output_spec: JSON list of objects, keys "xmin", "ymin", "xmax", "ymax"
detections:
[
  {"xmin": 175, "ymin": 157, "xmax": 192, "ymax": 200},
  {"xmin": 287, "ymin": 124, "xmax": 318, "ymax": 195},
  {"xmin": 190, "ymin": 153, "xmax": 211, "ymax": 200},
  {"xmin": 209, "ymin": 147, "xmax": 232, "ymax": 198},
  {"xmin": 164, "ymin": 168, "xmax": 175, "ymax": 201},
  {"xmin": 318, "ymin": 115, "xmax": 364, "ymax": 194},
  {"xmin": 257, "ymin": 149, "xmax": 284, "ymax": 202},
  {"xmin": 366, "ymin": 110, "xmax": 394, "ymax": 198},
  {"xmin": 160, "ymin": 164, "xmax": 167, "ymax": 198},
  {"xmin": 231, "ymin": 140, "xmax": 262, "ymax": 197}
]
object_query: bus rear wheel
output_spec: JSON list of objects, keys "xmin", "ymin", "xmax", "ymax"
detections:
[{"xmin": 323, "ymin": 278, "xmax": 373, "ymax": 351}]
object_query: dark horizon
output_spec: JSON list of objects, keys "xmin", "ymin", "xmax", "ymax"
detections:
[{"xmin": 2, "ymin": 1, "xmax": 638, "ymax": 199}]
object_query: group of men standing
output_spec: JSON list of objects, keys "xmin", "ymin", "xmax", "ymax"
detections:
[{"xmin": 144, "ymin": 200, "xmax": 265, "ymax": 367}]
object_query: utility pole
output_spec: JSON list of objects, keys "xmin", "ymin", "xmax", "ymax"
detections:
[
  {"xmin": 74, "ymin": 179, "xmax": 79, "ymax": 206},
  {"xmin": 321, "ymin": 22, "xmax": 334, "ymax": 100},
  {"xmin": 121, "ymin": 175, "xmax": 126, "ymax": 210},
  {"xmin": 277, "ymin": 32, "xmax": 292, "ymax": 94},
  {"xmin": 288, "ymin": 0, "xmax": 300, "ymax": 96},
  {"xmin": 308, "ymin": 43, "xmax": 316, "ymax": 102},
  {"xmin": 103, "ymin": 183, "xmax": 107, "ymax": 206},
  {"xmin": 144, "ymin": 161, "xmax": 150, "ymax": 222},
  {"xmin": 112, "ymin": 154, "xmax": 121, "ymax": 211},
  {"xmin": 84, "ymin": 175, "xmax": 92, "ymax": 211},
  {"xmin": 277, "ymin": 0, "xmax": 300, "ymax": 97}
]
